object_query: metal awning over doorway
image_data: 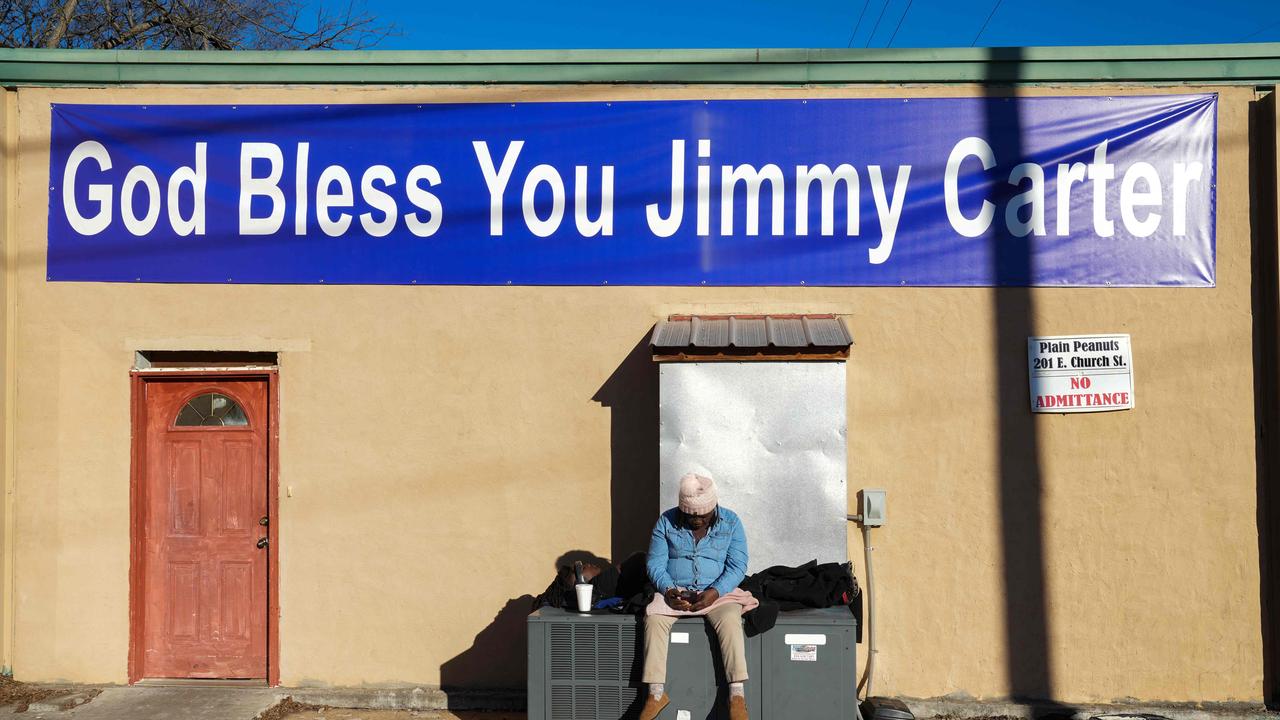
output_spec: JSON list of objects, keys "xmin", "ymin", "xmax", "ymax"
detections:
[{"xmin": 650, "ymin": 314, "xmax": 853, "ymax": 362}]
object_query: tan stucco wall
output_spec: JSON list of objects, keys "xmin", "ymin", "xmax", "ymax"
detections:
[
  {"xmin": 4, "ymin": 82, "xmax": 1264, "ymax": 704},
  {"xmin": 0, "ymin": 88, "xmax": 12, "ymax": 675}
]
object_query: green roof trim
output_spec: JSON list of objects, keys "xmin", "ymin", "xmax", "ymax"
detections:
[{"xmin": 1, "ymin": 44, "xmax": 1279, "ymax": 86}]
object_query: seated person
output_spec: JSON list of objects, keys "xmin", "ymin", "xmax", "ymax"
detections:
[{"xmin": 639, "ymin": 473, "xmax": 750, "ymax": 720}]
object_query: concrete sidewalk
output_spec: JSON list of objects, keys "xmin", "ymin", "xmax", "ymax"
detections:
[
  {"xmin": 1, "ymin": 686, "xmax": 529, "ymax": 720},
  {"xmin": 15, "ymin": 686, "xmax": 285, "ymax": 720},
  {"xmin": 4, "ymin": 685, "xmax": 1269, "ymax": 720}
]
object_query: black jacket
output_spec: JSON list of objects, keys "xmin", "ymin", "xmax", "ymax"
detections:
[{"xmin": 738, "ymin": 560, "xmax": 861, "ymax": 637}]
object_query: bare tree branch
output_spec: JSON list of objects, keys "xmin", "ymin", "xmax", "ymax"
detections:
[
  {"xmin": 41, "ymin": 0, "xmax": 77, "ymax": 47},
  {"xmin": 100, "ymin": 15, "xmax": 159, "ymax": 48},
  {"xmin": 1, "ymin": 0, "xmax": 395, "ymax": 49}
]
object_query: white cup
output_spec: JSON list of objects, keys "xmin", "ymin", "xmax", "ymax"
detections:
[{"xmin": 574, "ymin": 583, "xmax": 593, "ymax": 613}]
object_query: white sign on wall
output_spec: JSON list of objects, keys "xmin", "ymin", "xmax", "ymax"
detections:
[{"xmin": 1028, "ymin": 334, "xmax": 1134, "ymax": 413}]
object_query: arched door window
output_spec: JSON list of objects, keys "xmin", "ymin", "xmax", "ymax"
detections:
[{"xmin": 175, "ymin": 392, "xmax": 249, "ymax": 427}]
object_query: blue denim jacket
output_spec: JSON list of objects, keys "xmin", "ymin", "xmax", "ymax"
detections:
[{"xmin": 647, "ymin": 506, "xmax": 748, "ymax": 597}]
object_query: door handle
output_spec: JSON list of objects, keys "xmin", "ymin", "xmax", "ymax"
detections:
[
  {"xmin": 256, "ymin": 537, "xmax": 268, "ymax": 549},
  {"xmin": 259, "ymin": 516, "xmax": 269, "ymax": 527}
]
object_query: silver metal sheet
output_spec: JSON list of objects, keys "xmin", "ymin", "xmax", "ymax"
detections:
[{"xmin": 659, "ymin": 362, "xmax": 848, "ymax": 574}]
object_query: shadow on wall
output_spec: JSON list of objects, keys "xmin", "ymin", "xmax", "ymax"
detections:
[
  {"xmin": 438, "ymin": 550, "xmax": 633, "ymax": 702},
  {"xmin": 439, "ymin": 594, "xmax": 535, "ymax": 699},
  {"xmin": 440, "ymin": 336, "xmax": 657, "ymax": 702},
  {"xmin": 984, "ymin": 47, "xmax": 1065, "ymax": 707},
  {"xmin": 593, "ymin": 332, "xmax": 661, "ymax": 561},
  {"xmin": 1248, "ymin": 92, "xmax": 1280, "ymax": 708}
]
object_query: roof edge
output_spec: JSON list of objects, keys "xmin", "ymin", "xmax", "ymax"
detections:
[{"xmin": 1, "ymin": 43, "xmax": 1279, "ymax": 86}]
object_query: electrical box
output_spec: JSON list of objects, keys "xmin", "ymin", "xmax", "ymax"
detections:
[
  {"xmin": 528, "ymin": 606, "xmax": 855, "ymax": 720},
  {"xmin": 860, "ymin": 489, "xmax": 886, "ymax": 527},
  {"xmin": 759, "ymin": 608, "xmax": 860, "ymax": 719},
  {"xmin": 657, "ymin": 615, "xmax": 762, "ymax": 720},
  {"xmin": 527, "ymin": 608, "xmax": 760, "ymax": 720},
  {"xmin": 527, "ymin": 609, "xmax": 642, "ymax": 720}
]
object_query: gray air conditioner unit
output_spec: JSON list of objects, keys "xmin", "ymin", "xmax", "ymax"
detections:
[{"xmin": 528, "ymin": 606, "xmax": 855, "ymax": 720}]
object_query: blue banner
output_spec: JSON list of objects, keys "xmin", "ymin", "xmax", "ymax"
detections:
[{"xmin": 47, "ymin": 94, "xmax": 1216, "ymax": 286}]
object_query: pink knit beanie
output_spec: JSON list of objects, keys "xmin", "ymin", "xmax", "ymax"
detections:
[{"xmin": 678, "ymin": 472, "xmax": 718, "ymax": 515}]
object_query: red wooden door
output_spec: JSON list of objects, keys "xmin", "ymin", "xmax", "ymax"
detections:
[{"xmin": 140, "ymin": 378, "xmax": 269, "ymax": 679}]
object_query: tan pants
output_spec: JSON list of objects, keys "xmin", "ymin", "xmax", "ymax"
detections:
[{"xmin": 642, "ymin": 603, "xmax": 748, "ymax": 684}]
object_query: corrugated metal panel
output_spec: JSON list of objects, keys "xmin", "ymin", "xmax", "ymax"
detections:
[
  {"xmin": 767, "ymin": 317, "xmax": 809, "ymax": 347},
  {"xmin": 650, "ymin": 321, "xmax": 690, "ymax": 348},
  {"xmin": 690, "ymin": 316, "xmax": 729, "ymax": 347},
  {"xmin": 729, "ymin": 317, "xmax": 767, "ymax": 347},
  {"xmin": 803, "ymin": 316, "xmax": 854, "ymax": 346},
  {"xmin": 652, "ymin": 314, "xmax": 853, "ymax": 353}
]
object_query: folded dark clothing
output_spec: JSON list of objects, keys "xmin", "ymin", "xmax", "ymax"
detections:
[
  {"xmin": 744, "ymin": 600, "xmax": 779, "ymax": 637},
  {"xmin": 738, "ymin": 559, "xmax": 862, "ymax": 636},
  {"xmin": 740, "ymin": 559, "xmax": 860, "ymax": 610}
]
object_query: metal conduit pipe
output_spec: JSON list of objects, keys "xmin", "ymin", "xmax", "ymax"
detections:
[
  {"xmin": 860, "ymin": 522, "xmax": 877, "ymax": 698},
  {"xmin": 847, "ymin": 514, "xmax": 877, "ymax": 701}
]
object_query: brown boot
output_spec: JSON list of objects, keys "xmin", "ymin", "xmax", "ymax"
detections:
[
  {"xmin": 638, "ymin": 692, "xmax": 670, "ymax": 720},
  {"xmin": 728, "ymin": 694, "xmax": 749, "ymax": 720}
]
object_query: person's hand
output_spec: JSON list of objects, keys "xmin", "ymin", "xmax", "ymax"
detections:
[
  {"xmin": 691, "ymin": 587, "xmax": 720, "ymax": 611},
  {"xmin": 664, "ymin": 588, "xmax": 693, "ymax": 611}
]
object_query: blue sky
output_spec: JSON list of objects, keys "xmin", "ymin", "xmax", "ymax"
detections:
[{"xmin": 361, "ymin": 0, "xmax": 1280, "ymax": 50}]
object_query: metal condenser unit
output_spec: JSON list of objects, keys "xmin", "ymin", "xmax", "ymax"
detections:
[{"xmin": 528, "ymin": 607, "xmax": 855, "ymax": 720}]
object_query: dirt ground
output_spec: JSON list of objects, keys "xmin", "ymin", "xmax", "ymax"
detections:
[
  {"xmin": 0, "ymin": 677, "xmax": 61, "ymax": 712},
  {"xmin": 0, "ymin": 676, "xmax": 101, "ymax": 712}
]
